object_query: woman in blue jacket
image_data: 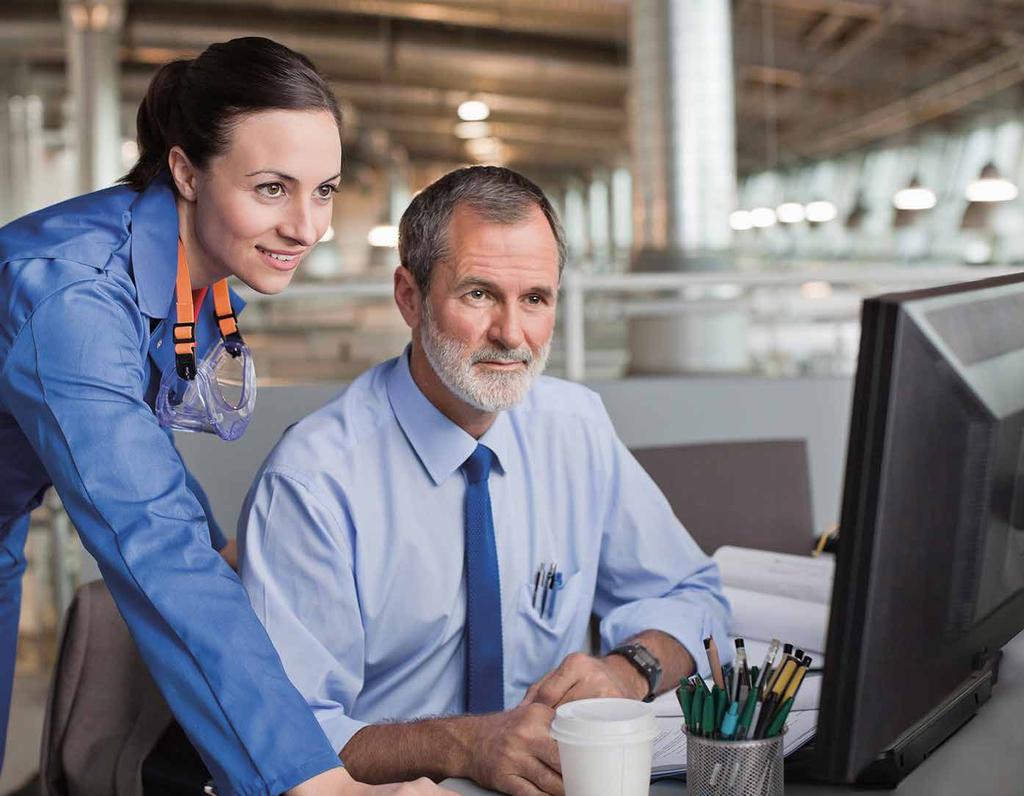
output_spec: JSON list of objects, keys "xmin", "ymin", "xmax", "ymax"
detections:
[{"xmin": 0, "ymin": 37, "xmax": 445, "ymax": 796}]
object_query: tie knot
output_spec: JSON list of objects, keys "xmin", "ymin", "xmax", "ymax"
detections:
[{"xmin": 462, "ymin": 444, "xmax": 494, "ymax": 484}]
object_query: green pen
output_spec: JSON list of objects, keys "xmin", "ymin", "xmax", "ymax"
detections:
[
  {"xmin": 735, "ymin": 685, "xmax": 759, "ymax": 740},
  {"xmin": 678, "ymin": 683, "xmax": 694, "ymax": 730},
  {"xmin": 766, "ymin": 697, "xmax": 794, "ymax": 738},
  {"xmin": 701, "ymin": 684, "xmax": 716, "ymax": 737},
  {"xmin": 715, "ymin": 688, "xmax": 728, "ymax": 731},
  {"xmin": 692, "ymin": 684, "xmax": 706, "ymax": 735}
]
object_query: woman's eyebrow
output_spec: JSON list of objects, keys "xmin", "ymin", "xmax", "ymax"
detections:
[{"xmin": 246, "ymin": 170, "xmax": 343, "ymax": 184}]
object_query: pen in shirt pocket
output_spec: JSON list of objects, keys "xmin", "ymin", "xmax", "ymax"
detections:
[{"xmin": 546, "ymin": 571, "xmax": 564, "ymax": 619}]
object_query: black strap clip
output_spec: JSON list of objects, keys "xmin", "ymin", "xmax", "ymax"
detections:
[
  {"xmin": 172, "ymin": 322, "xmax": 197, "ymax": 380},
  {"xmin": 215, "ymin": 311, "xmax": 245, "ymax": 357}
]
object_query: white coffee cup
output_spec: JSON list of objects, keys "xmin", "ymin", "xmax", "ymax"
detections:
[{"xmin": 549, "ymin": 697, "xmax": 658, "ymax": 796}]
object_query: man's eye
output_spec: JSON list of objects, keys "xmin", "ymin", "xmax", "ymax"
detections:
[
  {"xmin": 468, "ymin": 290, "xmax": 487, "ymax": 300},
  {"xmin": 257, "ymin": 183, "xmax": 284, "ymax": 198},
  {"xmin": 526, "ymin": 295, "xmax": 543, "ymax": 305}
]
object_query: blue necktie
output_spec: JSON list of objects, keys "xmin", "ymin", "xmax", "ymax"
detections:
[{"xmin": 461, "ymin": 444, "xmax": 504, "ymax": 714}]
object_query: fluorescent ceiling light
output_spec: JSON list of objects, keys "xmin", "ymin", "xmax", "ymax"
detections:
[
  {"xmin": 776, "ymin": 202, "xmax": 806, "ymax": 224},
  {"xmin": 966, "ymin": 163, "xmax": 1018, "ymax": 203},
  {"xmin": 805, "ymin": 200, "xmax": 837, "ymax": 223},
  {"xmin": 368, "ymin": 224, "xmax": 398, "ymax": 248},
  {"xmin": 729, "ymin": 210, "xmax": 753, "ymax": 231},
  {"xmin": 892, "ymin": 178, "xmax": 936, "ymax": 211},
  {"xmin": 466, "ymin": 137, "xmax": 504, "ymax": 163},
  {"xmin": 454, "ymin": 121, "xmax": 491, "ymax": 139},
  {"xmin": 749, "ymin": 207, "xmax": 777, "ymax": 228},
  {"xmin": 457, "ymin": 100, "xmax": 490, "ymax": 122}
]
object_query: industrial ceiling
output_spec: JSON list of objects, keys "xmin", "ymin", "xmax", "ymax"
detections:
[{"xmin": 3, "ymin": 0, "xmax": 1024, "ymax": 175}]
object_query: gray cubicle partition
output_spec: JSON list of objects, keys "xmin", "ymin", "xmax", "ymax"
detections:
[{"xmin": 175, "ymin": 375, "xmax": 853, "ymax": 541}]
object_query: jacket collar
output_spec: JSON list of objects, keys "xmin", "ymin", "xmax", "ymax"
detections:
[{"xmin": 129, "ymin": 171, "xmax": 180, "ymax": 321}]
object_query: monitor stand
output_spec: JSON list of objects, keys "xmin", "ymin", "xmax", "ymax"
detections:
[{"xmin": 789, "ymin": 650, "xmax": 1002, "ymax": 788}]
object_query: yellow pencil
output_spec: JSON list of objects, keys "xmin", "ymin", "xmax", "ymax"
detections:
[{"xmin": 704, "ymin": 636, "xmax": 726, "ymax": 690}]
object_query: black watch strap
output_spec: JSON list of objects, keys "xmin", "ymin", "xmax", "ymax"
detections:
[{"xmin": 609, "ymin": 642, "xmax": 662, "ymax": 702}]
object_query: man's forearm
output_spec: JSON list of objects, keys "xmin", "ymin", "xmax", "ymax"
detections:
[
  {"xmin": 340, "ymin": 715, "xmax": 477, "ymax": 784},
  {"xmin": 605, "ymin": 629, "xmax": 696, "ymax": 698}
]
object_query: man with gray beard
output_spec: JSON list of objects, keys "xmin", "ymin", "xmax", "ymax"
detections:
[{"xmin": 238, "ymin": 166, "xmax": 730, "ymax": 795}]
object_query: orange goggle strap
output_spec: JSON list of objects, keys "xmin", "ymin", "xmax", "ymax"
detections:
[{"xmin": 173, "ymin": 239, "xmax": 244, "ymax": 380}]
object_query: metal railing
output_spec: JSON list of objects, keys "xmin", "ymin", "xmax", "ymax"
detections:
[{"xmin": 238, "ymin": 262, "xmax": 1022, "ymax": 381}]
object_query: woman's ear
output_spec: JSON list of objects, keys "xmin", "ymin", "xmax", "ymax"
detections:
[{"xmin": 167, "ymin": 146, "xmax": 199, "ymax": 201}]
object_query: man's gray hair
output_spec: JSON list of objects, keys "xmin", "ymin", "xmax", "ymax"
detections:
[{"xmin": 398, "ymin": 165, "xmax": 567, "ymax": 294}]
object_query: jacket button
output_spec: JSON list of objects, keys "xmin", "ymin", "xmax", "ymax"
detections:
[{"xmin": 156, "ymin": 339, "xmax": 163, "ymax": 349}]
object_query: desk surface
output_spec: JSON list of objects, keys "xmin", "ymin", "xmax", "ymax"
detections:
[{"xmin": 444, "ymin": 631, "xmax": 1024, "ymax": 795}]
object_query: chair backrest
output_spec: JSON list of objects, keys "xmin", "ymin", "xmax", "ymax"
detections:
[
  {"xmin": 632, "ymin": 439, "xmax": 815, "ymax": 556},
  {"xmin": 39, "ymin": 581, "xmax": 172, "ymax": 796}
]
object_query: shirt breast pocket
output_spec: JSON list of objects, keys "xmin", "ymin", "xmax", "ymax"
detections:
[{"xmin": 510, "ymin": 569, "xmax": 590, "ymax": 693}]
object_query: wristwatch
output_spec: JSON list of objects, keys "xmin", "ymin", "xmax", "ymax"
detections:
[{"xmin": 609, "ymin": 643, "xmax": 662, "ymax": 702}]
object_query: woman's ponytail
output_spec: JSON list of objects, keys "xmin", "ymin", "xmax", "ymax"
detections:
[{"xmin": 121, "ymin": 59, "xmax": 190, "ymax": 192}]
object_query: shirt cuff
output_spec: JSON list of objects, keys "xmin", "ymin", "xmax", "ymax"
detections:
[
  {"xmin": 599, "ymin": 597, "xmax": 733, "ymax": 680},
  {"xmin": 258, "ymin": 751, "xmax": 345, "ymax": 796},
  {"xmin": 319, "ymin": 709, "xmax": 370, "ymax": 758}
]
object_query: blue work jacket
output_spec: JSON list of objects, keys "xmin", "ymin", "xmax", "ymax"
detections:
[{"xmin": 0, "ymin": 174, "xmax": 341, "ymax": 794}]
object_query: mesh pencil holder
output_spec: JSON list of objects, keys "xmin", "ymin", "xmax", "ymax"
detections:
[{"xmin": 685, "ymin": 728, "xmax": 785, "ymax": 796}]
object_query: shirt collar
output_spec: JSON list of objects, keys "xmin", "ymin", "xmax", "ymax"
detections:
[
  {"xmin": 386, "ymin": 345, "xmax": 513, "ymax": 486},
  {"xmin": 129, "ymin": 171, "xmax": 180, "ymax": 320}
]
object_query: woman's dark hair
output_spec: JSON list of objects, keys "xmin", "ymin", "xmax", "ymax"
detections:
[{"xmin": 121, "ymin": 37, "xmax": 342, "ymax": 192}]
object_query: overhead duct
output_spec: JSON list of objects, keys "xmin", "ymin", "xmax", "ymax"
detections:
[{"xmin": 628, "ymin": 0, "xmax": 748, "ymax": 373}]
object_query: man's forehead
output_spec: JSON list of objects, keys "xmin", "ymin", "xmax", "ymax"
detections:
[{"xmin": 441, "ymin": 204, "xmax": 559, "ymax": 285}]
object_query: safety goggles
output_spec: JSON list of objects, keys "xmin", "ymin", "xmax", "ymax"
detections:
[{"xmin": 155, "ymin": 241, "xmax": 256, "ymax": 441}]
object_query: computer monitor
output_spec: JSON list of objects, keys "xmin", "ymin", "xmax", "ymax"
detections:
[{"xmin": 814, "ymin": 273, "xmax": 1024, "ymax": 785}]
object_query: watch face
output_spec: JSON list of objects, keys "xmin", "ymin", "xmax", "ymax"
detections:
[{"xmin": 633, "ymin": 646, "xmax": 658, "ymax": 669}]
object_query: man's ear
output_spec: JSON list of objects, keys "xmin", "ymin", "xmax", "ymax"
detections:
[
  {"xmin": 167, "ymin": 146, "xmax": 199, "ymax": 201},
  {"xmin": 394, "ymin": 266, "xmax": 423, "ymax": 330}
]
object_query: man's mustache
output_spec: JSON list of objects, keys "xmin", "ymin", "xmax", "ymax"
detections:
[{"xmin": 470, "ymin": 348, "xmax": 533, "ymax": 365}]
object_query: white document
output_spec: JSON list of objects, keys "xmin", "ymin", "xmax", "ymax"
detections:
[
  {"xmin": 651, "ymin": 710, "xmax": 819, "ymax": 778},
  {"xmin": 713, "ymin": 546, "xmax": 835, "ymax": 605},
  {"xmin": 723, "ymin": 586, "xmax": 830, "ymax": 656}
]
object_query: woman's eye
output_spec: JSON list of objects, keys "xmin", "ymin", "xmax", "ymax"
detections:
[
  {"xmin": 257, "ymin": 183, "xmax": 284, "ymax": 198},
  {"xmin": 317, "ymin": 184, "xmax": 338, "ymax": 199}
]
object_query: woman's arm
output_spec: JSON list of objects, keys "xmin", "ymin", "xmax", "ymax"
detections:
[{"xmin": 1, "ymin": 276, "xmax": 340, "ymax": 796}]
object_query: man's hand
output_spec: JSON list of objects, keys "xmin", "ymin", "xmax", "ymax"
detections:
[
  {"xmin": 285, "ymin": 767, "xmax": 454, "ymax": 795},
  {"xmin": 465, "ymin": 703, "xmax": 563, "ymax": 796},
  {"xmin": 522, "ymin": 652, "xmax": 648, "ymax": 709}
]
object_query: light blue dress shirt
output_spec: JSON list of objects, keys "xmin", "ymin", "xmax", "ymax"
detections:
[
  {"xmin": 0, "ymin": 175, "xmax": 340, "ymax": 794},
  {"xmin": 239, "ymin": 348, "xmax": 731, "ymax": 754}
]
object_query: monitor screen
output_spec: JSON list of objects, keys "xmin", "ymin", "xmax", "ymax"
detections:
[{"xmin": 816, "ymin": 273, "xmax": 1024, "ymax": 783}]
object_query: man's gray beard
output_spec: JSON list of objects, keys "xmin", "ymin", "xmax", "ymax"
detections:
[{"xmin": 419, "ymin": 300, "xmax": 550, "ymax": 413}]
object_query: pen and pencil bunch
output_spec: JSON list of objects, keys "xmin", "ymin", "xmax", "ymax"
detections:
[
  {"xmin": 677, "ymin": 637, "xmax": 811, "ymax": 742},
  {"xmin": 531, "ymin": 562, "xmax": 564, "ymax": 619}
]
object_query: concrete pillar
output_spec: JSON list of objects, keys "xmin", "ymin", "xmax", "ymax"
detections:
[
  {"xmin": 0, "ymin": 63, "xmax": 13, "ymax": 225},
  {"xmin": 62, "ymin": 0, "xmax": 125, "ymax": 193},
  {"xmin": 8, "ymin": 94, "xmax": 45, "ymax": 219},
  {"xmin": 587, "ymin": 170, "xmax": 612, "ymax": 267},
  {"xmin": 628, "ymin": 0, "xmax": 749, "ymax": 373},
  {"xmin": 611, "ymin": 165, "xmax": 632, "ymax": 258}
]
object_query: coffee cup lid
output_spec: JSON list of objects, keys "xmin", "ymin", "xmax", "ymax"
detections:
[{"xmin": 549, "ymin": 698, "xmax": 658, "ymax": 746}]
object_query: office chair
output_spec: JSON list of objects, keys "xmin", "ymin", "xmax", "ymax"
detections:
[
  {"xmin": 631, "ymin": 439, "xmax": 815, "ymax": 556},
  {"xmin": 38, "ymin": 580, "xmax": 209, "ymax": 796}
]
